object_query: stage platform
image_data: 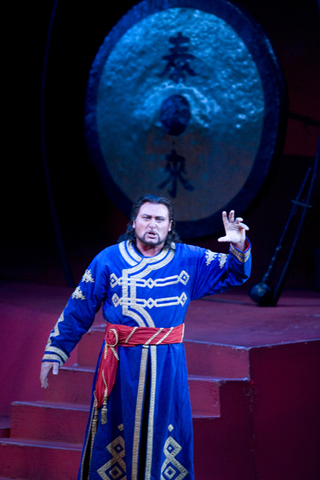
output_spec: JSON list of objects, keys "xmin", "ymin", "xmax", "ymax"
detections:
[{"xmin": 0, "ymin": 280, "xmax": 319, "ymax": 479}]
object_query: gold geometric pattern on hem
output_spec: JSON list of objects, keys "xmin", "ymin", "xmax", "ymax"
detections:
[
  {"xmin": 112, "ymin": 292, "xmax": 188, "ymax": 309},
  {"xmin": 97, "ymin": 426, "xmax": 126, "ymax": 480},
  {"xmin": 161, "ymin": 431, "xmax": 188, "ymax": 480}
]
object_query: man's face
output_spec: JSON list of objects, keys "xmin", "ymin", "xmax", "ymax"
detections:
[{"xmin": 133, "ymin": 202, "xmax": 172, "ymax": 249}]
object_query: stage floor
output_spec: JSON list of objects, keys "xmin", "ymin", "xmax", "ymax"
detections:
[
  {"xmin": 185, "ymin": 288, "xmax": 320, "ymax": 347},
  {"xmin": 1, "ymin": 280, "xmax": 319, "ymax": 349}
]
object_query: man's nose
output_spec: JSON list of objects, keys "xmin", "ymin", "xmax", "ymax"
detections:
[{"xmin": 149, "ymin": 219, "xmax": 156, "ymax": 228}]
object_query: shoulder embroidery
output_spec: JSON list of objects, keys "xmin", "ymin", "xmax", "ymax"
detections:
[
  {"xmin": 72, "ymin": 286, "xmax": 86, "ymax": 300},
  {"xmin": 218, "ymin": 253, "xmax": 228, "ymax": 268},
  {"xmin": 82, "ymin": 269, "xmax": 95, "ymax": 283},
  {"xmin": 205, "ymin": 250, "xmax": 228, "ymax": 269},
  {"xmin": 205, "ymin": 250, "xmax": 218, "ymax": 266}
]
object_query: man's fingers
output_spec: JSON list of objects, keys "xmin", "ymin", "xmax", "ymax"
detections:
[
  {"xmin": 221, "ymin": 211, "xmax": 249, "ymax": 233},
  {"xmin": 221, "ymin": 211, "xmax": 228, "ymax": 225},
  {"xmin": 40, "ymin": 362, "xmax": 59, "ymax": 388},
  {"xmin": 217, "ymin": 235, "xmax": 228, "ymax": 242},
  {"xmin": 237, "ymin": 222, "xmax": 249, "ymax": 231},
  {"xmin": 40, "ymin": 364, "xmax": 50, "ymax": 388},
  {"xmin": 228, "ymin": 210, "xmax": 235, "ymax": 223},
  {"xmin": 222, "ymin": 210, "xmax": 236, "ymax": 224}
]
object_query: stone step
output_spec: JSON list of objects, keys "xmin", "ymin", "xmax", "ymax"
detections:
[
  {"xmin": 0, "ymin": 478, "xmax": 27, "ymax": 480},
  {"xmin": 10, "ymin": 401, "xmax": 89, "ymax": 444},
  {"xmin": 43, "ymin": 365, "xmax": 94, "ymax": 405},
  {"xmin": 0, "ymin": 438, "xmax": 81, "ymax": 480},
  {"xmin": 1, "ymin": 378, "xmax": 251, "ymax": 480},
  {"xmin": 193, "ymin": 379, "xmax": 255, "ymax": 479},
  {"xmin": 0, "ymin": 417, "xmax": 10, "ymax": 439},
  {"xmin": 43, "ymin": 365, "xmax": 243, "ymax": 418},
  {"xmin": 185, "ymin": 340, "xmax": 249, "ymax": 379},
  {"xmin": 78, "ymin": 326, "xmax": 250, "ymax": 378},
  {"xmin": 12, "ymin": 377, "xmax": 223, "ymax": 444}
]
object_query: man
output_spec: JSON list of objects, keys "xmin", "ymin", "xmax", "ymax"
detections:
[{"xmin": 40, "ymin": 194, "xmax": 251, "ymax": 480}]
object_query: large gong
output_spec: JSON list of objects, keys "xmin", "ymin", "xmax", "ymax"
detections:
[{"xmin": 85, "ymin": 0, "xmax": 286, "ymax": 237}]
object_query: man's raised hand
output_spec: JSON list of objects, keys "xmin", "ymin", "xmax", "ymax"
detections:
[{"xmin": 218, "ymin": 210, "xmax": 249, "ymax": 251}]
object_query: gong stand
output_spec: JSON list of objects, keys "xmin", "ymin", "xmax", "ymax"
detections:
[{"xmin": 249, "ymin": 155, "xmax": 318, "ymax": 306}]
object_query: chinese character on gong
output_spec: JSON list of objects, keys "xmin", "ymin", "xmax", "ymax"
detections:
[
  {"xmin": 158, "ymin": 149, "xmax": 195, "ymax": 198},
  {"xmin": 158, "ymin": 32, "xmax": 198, "ymax": 83}
]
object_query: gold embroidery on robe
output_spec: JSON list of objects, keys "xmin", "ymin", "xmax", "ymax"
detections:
[
  {"xmin": 132, "ymin": 347, "xmax": 148, "ymax": 480},
  {"xmin": 82, "ymin": 269, "xmax": 95, "ymax": 283},
  {"xmin": 72, "ymin": 286, "xmax": 86, "ymax": 300},
  {"xmin": 161, "ymin": 427, "xmax": 188, "ymax": 480},
  {"xmin": 230, "ymin": 244, "xmax": 251, "ymax": 263},
  {"xmin": 145, "ymin": 345, "xmax": 157, "ymax": 480},
  {"xmin": 97, "ymin": 425, "xmax": 126, "ymax": 480}
]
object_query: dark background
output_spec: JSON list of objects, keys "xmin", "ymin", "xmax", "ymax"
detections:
[{"xmin": 2, "ymin": 0, "xmax": 319, "ymax": 293}]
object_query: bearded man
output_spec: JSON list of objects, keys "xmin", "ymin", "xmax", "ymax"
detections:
[{"xmin": 40, "ymin": 193, "xmax": 251, "ymax": 480}]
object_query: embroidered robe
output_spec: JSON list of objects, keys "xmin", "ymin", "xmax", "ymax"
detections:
[{"xmin": 42, "ymin": 240, "xmax": 251, "ymax": 480}]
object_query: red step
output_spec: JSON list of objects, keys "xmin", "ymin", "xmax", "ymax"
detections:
[
  {"xmin": 193, "ymin": 379, "xmax": 255, "ymax": 479},
  {"xmin": 1, "ymin": 294, "xmax": 253, "ymax": 480},
  {"xmin": 43, "ymin": 366, "xmax": 94, "ymax": 405},
  {"xmin": 185, "ymin": 340, "xmax": 249, "ymax": 378},
  {"xmin": 189, "ymin": 375, "xmax": 220, "ymax": 417},
  {"xmin": 77, "ymin": 326, "xmax": 103, "ymax": 367},
  {"xmin": 78, "ymin": 325, "xmax": 250, "ymax": 378},
  {"xmin": 10, "ymin": 401, "xmax": 89, "ymax": 444},
  {"xmin": 42, "ymin": 364, "xmax": 239, "ymax": 418},
  {"xmin": 0, "ymin": 417, "xmax": 10, "ymax": 439},
  {"xmin": 0, "ymin": 438, "xmax": 81, "ymax": 480},
  {"xmin": 2, "ymin": 378, "xmax": 250, "ymax": 480}
]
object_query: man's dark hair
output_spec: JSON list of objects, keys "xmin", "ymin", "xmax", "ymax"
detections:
[{"xmin": 118, "ymin": 194, "xmax": 181, "ymax": 246}]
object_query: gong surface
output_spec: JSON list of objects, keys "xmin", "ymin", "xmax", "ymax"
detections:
[{"xmin": 85, "ymin": 0, "xmax": 286, "ymax": 237}]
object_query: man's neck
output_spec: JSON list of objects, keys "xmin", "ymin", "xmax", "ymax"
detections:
[{"xmin": 135, "ymin": 238, "xmax": 165, "ymax": 257}]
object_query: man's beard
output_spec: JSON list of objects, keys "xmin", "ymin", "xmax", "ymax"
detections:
[{"xmin": 136, "ymin": 232, "xmax": 167, "ymax": 247}]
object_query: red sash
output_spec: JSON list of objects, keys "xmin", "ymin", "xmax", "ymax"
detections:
[{"xmin": 94, "ymin": 323, "xmax": 185, "ymax": 417}]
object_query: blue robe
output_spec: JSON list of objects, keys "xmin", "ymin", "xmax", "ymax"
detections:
[{"xmin": 42, "ymin": 240, "xmax": 251, "ymax": 480}]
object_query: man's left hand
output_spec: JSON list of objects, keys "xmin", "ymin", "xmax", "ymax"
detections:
[{"xmin": 218, "ymin": 210, "xmax": 249, "ymax": 251}]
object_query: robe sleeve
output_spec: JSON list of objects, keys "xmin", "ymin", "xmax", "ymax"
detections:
[
  {"xmin": 190, "ymin": 239, "xmax": 252, "ymax": 300},
  {"xmin": 42, "ymin": 250, "xmax": 110, "ymax": 366}
]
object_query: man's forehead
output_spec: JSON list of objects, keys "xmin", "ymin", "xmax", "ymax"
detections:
[{"xmin": 138, "ymin": 202, "xmax": 169, "ymax": 217}]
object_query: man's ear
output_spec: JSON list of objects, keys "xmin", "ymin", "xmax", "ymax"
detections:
[
  {"xmin": 133, "ymin": 220, "xmax": 136, "ymax": 229},
  {"xmin": 169, "ymin": 221, "xmax": 172, "ymax": 231}
]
